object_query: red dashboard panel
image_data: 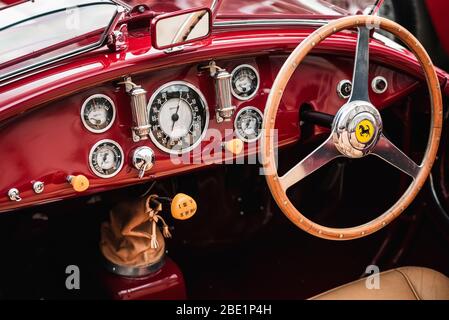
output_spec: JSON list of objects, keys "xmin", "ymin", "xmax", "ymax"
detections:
[{"xmin": 0, "ymin": 52, "xmax": 418, "ymax": 212}]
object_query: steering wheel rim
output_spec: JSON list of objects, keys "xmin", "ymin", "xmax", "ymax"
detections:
[{"xmin": 261, "ymin": 15, "xmax": 443, "ymax": 240}]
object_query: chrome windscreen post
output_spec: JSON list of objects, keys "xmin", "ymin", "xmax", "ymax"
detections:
[
  {"xmin": 203, "ymin": 61, "xmax": 235, "ymax": 123},
  {"xmin": 121, "ymin": 77, "xmax": 151, "ymax": 142}
]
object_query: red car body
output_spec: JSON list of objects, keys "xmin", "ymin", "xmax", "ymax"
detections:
[
  {"xmin": 0, "ymin": 0, "xmax": 449, "ymax": 301},
  {"xmin": 1, "ymin": 0, "xmax": 448, "ymax": 213},
  {"xmin": 424, "ymin": 0, "xmax": 449, "ymax": 55}
]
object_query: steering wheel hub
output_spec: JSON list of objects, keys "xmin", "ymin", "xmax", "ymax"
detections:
[{"xmin": 333, "ymin": 101, "xmax": 382, "ymax": 158}]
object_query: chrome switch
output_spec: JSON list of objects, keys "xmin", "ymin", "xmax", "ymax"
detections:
[
  {"xmin": 132, "ymin": 146, "xmax": 155, "ymax": 179},
  {"xmin": 8, "ymin": 188, "xmax": 21, "ymax": 202}
]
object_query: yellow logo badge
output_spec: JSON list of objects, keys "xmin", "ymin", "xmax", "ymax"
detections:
[{"xmin": 355, "ymin": 119, "xmax": 375, "ymax": 144}]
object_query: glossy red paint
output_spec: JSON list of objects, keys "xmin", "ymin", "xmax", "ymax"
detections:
[
  {"xmin": 99, "ymin": 257, "xmax": 186, "ymax": 300},
  {"xmin": 121, "ymin": 0, "xmax": 347, "ymax": 17},
  {"xmin": 0, "ymin": 19, "xmax": 447, "ymax": 213},
  {"xmin": 424, "ymin": 0, "xmax": 449, "ymax": 56}
]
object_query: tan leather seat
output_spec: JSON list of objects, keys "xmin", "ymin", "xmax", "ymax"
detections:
[{"xmin": 311, "ymin": 267, "xmax": 449, "ymax": 300}]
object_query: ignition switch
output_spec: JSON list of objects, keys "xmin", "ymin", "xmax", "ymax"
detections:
[{"xmin": 132, "ymin": 146, "xmax": 155, "ymax": 179}]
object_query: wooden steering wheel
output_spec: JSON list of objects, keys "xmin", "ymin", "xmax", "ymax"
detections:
[{"xmin": 262, "ymin": 15, "xmax": 443, "ymax": 240}]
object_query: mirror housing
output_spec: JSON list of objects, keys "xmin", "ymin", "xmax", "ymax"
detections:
[{"xmin": 151, "ymin": 7, "xmax": 212, "ymax": 50}]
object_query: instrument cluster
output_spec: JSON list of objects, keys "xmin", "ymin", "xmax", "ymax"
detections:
[{"xmin": 80, "ymin": 62, "xmax": 263, "ymax": 180}]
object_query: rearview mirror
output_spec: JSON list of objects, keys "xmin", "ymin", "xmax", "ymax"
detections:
[{"xmin": 151, "ymin": 7, "xmax": 212, "ymax": 50}]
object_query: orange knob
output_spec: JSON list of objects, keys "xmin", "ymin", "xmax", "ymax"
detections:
[
  {"xmin": 224, "ymin": 138, "xmax": 244, "ymax": 155},
  {"xmin": 171, "ymin": 193, "xmax": 197, "ymax": 220},
  {"xmin": 67, "ymin": 175, "xmax": 90, "ymax": 192}
]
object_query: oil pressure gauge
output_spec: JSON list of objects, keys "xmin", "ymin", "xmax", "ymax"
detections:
[
  {"xmin": 81, "ymin": 94, "xmax": 116, "ymax": 133},
  {"xmin": 231, "ymin": 64, "xmax": 259, "ymax": 100},
  {"xmin": 89, "ymin": 139, "xmax": 124, "ymax": 178},
  {"xmin": 234, "ymin": 106, "xmax": 263, "ymax": 142}
]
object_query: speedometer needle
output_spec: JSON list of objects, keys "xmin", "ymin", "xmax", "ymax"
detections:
[{"xmin": 171, "ymin": 95, "xmax": 182, "ymax": 132}]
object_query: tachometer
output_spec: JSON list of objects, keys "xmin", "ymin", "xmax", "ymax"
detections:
[
  {"xmin": 231, "ymin": 64, "xmax": 259, "ymax": 100},
  {"xmin": 148, "ymin": 81, "xmax": 209, "ymax": 154},
  {"xmin": 89, "ymin": 139, "xmax": 124, "ymax": 178},
  {"xmin": 81, "ymin": 94, "xmax": 116, "ymax": 133},
  {"xmin": 234, "ymin": 106, "xmax": 263, "ymax": 142}
]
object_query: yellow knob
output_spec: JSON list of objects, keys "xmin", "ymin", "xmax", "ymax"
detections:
[
  {"xmin": 68, "ymin": 175, "xmax": 90, "ymax": 192},
  {"xmin": 224, "ymin": 138, "xmax": 244, "ymax": 155},
  {"xmin": 171, "ymin": 193, "xmax": 197, "ymax": 220}
]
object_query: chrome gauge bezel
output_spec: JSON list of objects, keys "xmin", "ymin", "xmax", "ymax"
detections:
[
  {"xmin": 81, "ymin": 94, "xmax": 116, "ymax": 133},
  {"xmin": 88, "ymin": 139, "xmax": 124, "ymax": 179},
  {"xmin": 234, "ymin": 106, "xmax": 264, "ymax": 142},
  {"xmin": 147, "ymin": 81, "xmax": 209, "ymax": 155},
  {"xmin": 231, "ymin": 64, "xmax": 260, "ymax": 101}
]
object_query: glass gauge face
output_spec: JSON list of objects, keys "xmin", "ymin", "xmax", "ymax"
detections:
[
  {"xmin": 148, "ymin": 82, "xmax": 209, "ymax": 154},
  {"xmin": 89, "ymin": 140, "xmax": 124, "ymax": 178},
  {"xmin": 231, "ymin": 64, "xmax": 259, "ymax": 100},
  {"xmin": 234, "ymin": 107, "xmax": 263, "ymax": 142},
  {"xmin": 81, "ymin": 94, "xmax": 116, "ymax": 133}
]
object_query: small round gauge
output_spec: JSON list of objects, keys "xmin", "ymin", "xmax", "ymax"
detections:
[
  {"xmin": 231, "ymin": 64, "xmax": 260, "ymax": 100},
  {"xmin": 81, "ymin": 94, "xmax": 116, "ymax": 133},
  {"xmin": 89, "ymin": 139, "xmax": 124, "ymax": 178},
  {"xmin": 148, "ymin": 81, "xmax": 209, "ymax": 154},
  {"xmin": 234, "ymin": 106, "xmax": 263, "ymax": 142}
]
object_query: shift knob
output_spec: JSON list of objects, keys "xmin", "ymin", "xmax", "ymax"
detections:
[
  {"xmin": 171, "ymin": 193, "xmax": 197, "ymax": 220},
  {"xmin": 67, "ymin": 174, "xmax": 90, "ymax": 192}
]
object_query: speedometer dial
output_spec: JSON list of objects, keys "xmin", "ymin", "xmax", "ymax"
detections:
[
  {"xmin": 231, "ymin": 64, "xmax": 259, "ymax": 100},
  {"xmin": 148, "ymin": 81, "xmax": 209, "ymax": 154}
]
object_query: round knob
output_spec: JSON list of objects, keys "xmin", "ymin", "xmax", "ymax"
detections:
[
  {"xmin": 68, "ymin": 175, "xmax": 90, "ymax": 192},
  {"xmin": 224, "ymin": 138, "xmax": 244, "ymax": 155},
  {"xmin": 171, "ymin": 193, "xmax": 197, "ymax": 220}
]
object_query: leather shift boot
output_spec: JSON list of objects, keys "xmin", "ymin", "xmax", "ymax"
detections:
[{"xmin": 100, "ymin": 197, "xmax": 165, "ymax": 268}]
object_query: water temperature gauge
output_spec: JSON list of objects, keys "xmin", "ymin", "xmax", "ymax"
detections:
[{"xmin": 234, "ymin": 107, "xmax": 263, "ymax": 142}]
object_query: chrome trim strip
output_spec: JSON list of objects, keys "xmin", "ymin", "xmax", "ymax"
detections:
[{"xmin": 213, "ymin": 19, "xmax": 330, "ymax": 28}]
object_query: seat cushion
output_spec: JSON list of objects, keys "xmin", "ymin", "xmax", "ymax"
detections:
[{"xmin": 310, "ymin": 267, "xmax": 449, "ymax": 300}]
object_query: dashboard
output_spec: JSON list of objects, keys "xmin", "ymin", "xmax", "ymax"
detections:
[{"xmin": 0, "ymin": 53, "xmax": 419, "ymax": 212}]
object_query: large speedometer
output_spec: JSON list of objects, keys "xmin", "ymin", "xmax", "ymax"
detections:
[{"xmin": 148, "ymin": 81, "xmax": 209, "ymax": 154}]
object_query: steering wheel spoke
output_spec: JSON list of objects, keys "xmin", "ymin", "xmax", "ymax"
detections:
[
  {"xmin": 349, "ymin": 27, "xmax": 370, "ymax": 103},
  {"xmin": 371, "ymin": 134, "xmax": 421, "ymax": 179},
  {"xmin": 279, "ymin": 136, "xmax": 342, "ymax": 191}
]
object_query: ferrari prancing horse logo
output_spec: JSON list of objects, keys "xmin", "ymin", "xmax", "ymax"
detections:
[{"xmin": 355, "ymin": 119, "xmax": 375, "ymax": 144}]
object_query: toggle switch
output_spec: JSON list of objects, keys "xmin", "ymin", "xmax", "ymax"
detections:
[
  {"xmin": 223, "ymin": 138, "xmax": 244, "ymax": 155},
  {"xmin": 67, "ymin": 175, "xmax": 90, "ymax": 192},
  {"xmin": 7, "ymin": 188, "xmax": 21, "ymax": 202},
  {"xmin": 132, "ymin": 146, "xmax": 155, "ymax": 179}
]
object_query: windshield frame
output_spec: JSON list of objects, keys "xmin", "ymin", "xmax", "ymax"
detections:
[{"xmin": 0, "ymin": 0, "xmax": 125, "ymax": 84}]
